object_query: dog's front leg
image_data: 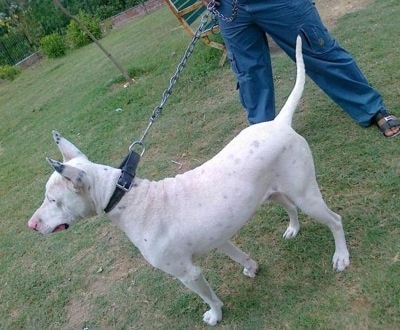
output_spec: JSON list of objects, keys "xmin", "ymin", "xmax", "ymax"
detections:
[
  {"xmin": 178, "ymin": 264, "xmax": 223, "ymax": 325},
  {"xmin": 218, "ymin": 241, "xmax": 259, "ymax": 278}
]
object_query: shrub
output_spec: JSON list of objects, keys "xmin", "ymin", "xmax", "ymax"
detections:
[
  {"xmin": 66, "ymin": 11, "xmax": 102, "ymax": 49},
  {"xmin": 0, "ymin": 65, "xmax": 21, "ymax": 81},
  {"xmin": 40, "ymin": 33, "xmax": 67, "ymax": 58}
]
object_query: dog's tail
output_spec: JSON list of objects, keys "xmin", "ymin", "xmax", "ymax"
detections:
[{"xmin": 274, "ymin": 35, "xmax": 305, "ymax": 126}]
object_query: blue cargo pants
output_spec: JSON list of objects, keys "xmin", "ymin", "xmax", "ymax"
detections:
[{"xmin": 215, "ymin": 0, "xmax": 385, "ymax": 125}]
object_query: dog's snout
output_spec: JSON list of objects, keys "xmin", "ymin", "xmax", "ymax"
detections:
[
  {"xmin": 28, "ymin": 219, "xmax": 39, "ymax": 231},
  {"xmin": 29, "ymin": 223, "xmax": 38, "ymax": 231}
]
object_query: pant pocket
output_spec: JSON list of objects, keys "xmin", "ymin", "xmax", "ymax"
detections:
[
  {"xmin": 299, "ymin": 24, "xmax": 336, "ymax": 56},
  {"xmin": 227, "ymin": 51, "xmax": 247, "ymax": 109},
  {"xmin": 227, "ymin": 50, "xmax": 240, "ymax": 75}
]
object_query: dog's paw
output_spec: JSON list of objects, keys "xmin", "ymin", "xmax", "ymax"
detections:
[
  {"xmin": 243, "ymin": 260, "xmax": 258, "ymax": 278},
  {"xmin": 283, "ymin": 225, "xmax": 300, "ymax": 239},
  {"xmin": 332, "ymin": 252, "xmax": 350, "ymax": 271},
  {"xmin": 203, "ymin": 309, "xmax": 222, "ymax": 326}
]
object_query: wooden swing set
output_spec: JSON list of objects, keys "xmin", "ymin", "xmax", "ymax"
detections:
[{"xmin": 164, "ymin": 0, "xmax": 227, "ymax": 66}]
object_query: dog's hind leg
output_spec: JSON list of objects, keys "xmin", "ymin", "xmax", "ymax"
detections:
[
  {"xmin": 178, "ymin": 263, "xmax": 223, "ymax": 325},
  {"xmin": 218, "ymin": 241, "xmax": 259, "ymax": 278},
  {"xmin": 270, "ymin": 193, "xmax": 300, "ymax": 239},
  {"xmin": 292, "ymin": 192, "xmax": 350, "ymax": 271}
]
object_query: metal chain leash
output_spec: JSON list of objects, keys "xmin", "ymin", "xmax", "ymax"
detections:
[
  {"xmin": 129, "ymin": 0, "xmax": 238, "ymax": 155},
  {"xmin": 208, "ymin": 0, "xmax": 238, "ymax": 23}
]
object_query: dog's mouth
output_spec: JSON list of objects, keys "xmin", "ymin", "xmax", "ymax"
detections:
[{"xmin": 52, "ymin": 223, "xmax": 70, "ymax": 233}]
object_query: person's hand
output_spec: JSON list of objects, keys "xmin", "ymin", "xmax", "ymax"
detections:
[{"xmin": 202, "ymin": 0, "xmax": 220, "ymax": 7}]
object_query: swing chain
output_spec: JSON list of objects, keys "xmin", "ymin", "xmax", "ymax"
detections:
[{"xmin": 129, "ymin": 0, "xmax": 238, "ymax": 155}]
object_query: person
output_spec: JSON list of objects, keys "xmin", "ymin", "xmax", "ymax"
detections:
[{"xmin": 203, "ymin": 0, "xmax": 400, "ymax": 137}]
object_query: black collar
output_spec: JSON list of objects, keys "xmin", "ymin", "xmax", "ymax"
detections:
[{"xmin": 104, "ymin": 150, "xmax": 141, "ymax": 213}]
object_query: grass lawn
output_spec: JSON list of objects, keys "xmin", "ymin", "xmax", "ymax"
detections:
[{"xmin": 0, "ymin": 1, "xmax": 399, "ymax": 328}]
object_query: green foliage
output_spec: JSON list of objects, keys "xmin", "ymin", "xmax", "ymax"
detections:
[
  {"xmin": 40, "ymin": 33, "xmax": 67, "ymax": 58},
  {"xmin": 91, "ymin": 0, "xmax": 143, "ymax": 20},
  {"xmin": 27, "ymin": 0, "xmax": 69, "ymax": 37},
  {"xmin": 1, "ymin": 1, "xmax": 145, "ymax": 42},
  {"xmin": 66, "ymin": 11, "xmax": 102, "ymax": 49},
  {"xmin": 0, "ymin": 64, "xmax": 21, "ymax": 80}
]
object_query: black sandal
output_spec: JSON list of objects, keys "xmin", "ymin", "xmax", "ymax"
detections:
[{"xmin": 373, "ymin": 110, "xmax": 400, "ymax": 138}]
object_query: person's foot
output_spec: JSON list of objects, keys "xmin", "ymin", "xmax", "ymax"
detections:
[{"xmin": 374, "ymin": 111, "xmax": 400, "ymax": 138}]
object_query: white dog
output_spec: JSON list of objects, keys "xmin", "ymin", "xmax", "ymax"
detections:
[{"xmin": 28, "ymin": 37, "xmax": 349, "ymax": 325}]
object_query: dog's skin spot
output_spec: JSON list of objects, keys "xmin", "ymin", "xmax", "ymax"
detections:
[
  {"xmin": 103, "ymin": 168, "xmax": 108, "ymax": 171},
  {"xmin": 228, "ymin": 155, "xmax": 238, "ymax": 164},
  {"xmin": 117, "ymin": 205, "xmax": 126, "ymax": 210},
  {"xmin": 53, "ymin": 162, "xmax": 65, "ymax": 173},
  {"xmin": 209, "ymin": 237, "xmax": 214, "ymax": 241},
  {"xmin": 249, "ymin": 149, "xmax": 254, "ymax": 155},
  {"xmin": 272, "ymin": 185, "xmax": 278, "ymax": 191},
  {"xmin": 144, "ymin": 238, "xmax": 147, "ymax": 242},
  {"xmin": 187, "ymin": 242, "xmax": 193, "ymax": 246},
  {"xmin": 251, "ymin": 140, "xmax": 260, "ymax": 148},
  {"xmin": 198, "ymin": 203, "xmax": 203, "ymax": 207},
  {"xmin": 223, "ymin": 195, "xmax": 227, "ymax": 199},
  {"xmin": 276, "ymin": 174, "xmax": 280, "ymax": 178},
  {"xmin": 292, "ymin": 160, "xmax": 297, "ymax": 165}
]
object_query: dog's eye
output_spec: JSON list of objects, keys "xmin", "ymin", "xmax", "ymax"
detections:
[{"xmin": 46, "ymin": 195, "xmax": 56, "ymax": 203}]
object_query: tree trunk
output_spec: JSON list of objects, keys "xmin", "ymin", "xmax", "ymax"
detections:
[{"xmin": 53, "ymin": 0, "xmax": 134, "ymax": 87}]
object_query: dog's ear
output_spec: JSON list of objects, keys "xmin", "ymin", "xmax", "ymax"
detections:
[
  {"xmin": 52, "ymin": 130, "xmax": 88, "ymax": 162},
  {"xmin": 47, "ymin": 157, "xmax": 88, "ymax": 189}
]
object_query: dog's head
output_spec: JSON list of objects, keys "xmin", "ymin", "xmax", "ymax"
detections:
[{"xmin": 28, "ymin": 131, "xmax": 99, "ymax": 234}]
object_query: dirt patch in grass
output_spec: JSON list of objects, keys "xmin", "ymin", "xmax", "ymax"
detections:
[{"xmin": 317, "ymin": 0, "xmax": 372, "ymax": 30}]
